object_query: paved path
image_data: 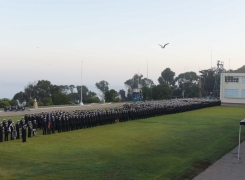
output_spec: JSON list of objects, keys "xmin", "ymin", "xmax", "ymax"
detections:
[
  {"xmin": 0, "ymin": 102, "xmax": 125, "ymax": 117},
  {"xmin": 193, "ymin": 141, "xmax": 245, "ymax": 180}
]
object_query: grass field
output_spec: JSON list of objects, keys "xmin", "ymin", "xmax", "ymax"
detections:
[{"xmin": 0, "ymin": 106, "xmax": 245, "ymax": 180}]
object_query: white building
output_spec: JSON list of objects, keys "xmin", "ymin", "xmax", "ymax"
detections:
[{"xmin": 220, "ymin": 65, "xmax": 245, "ymax": 104}]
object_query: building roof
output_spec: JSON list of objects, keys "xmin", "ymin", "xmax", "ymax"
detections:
[{"xmin": 231, "ymin": 65, "xmax": 245, "ymax": 73}]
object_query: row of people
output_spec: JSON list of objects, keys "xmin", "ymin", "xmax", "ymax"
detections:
[
  {"xmin": 1, "ymin": 98, "xmax": 221, "ymax": 142},
  {"xmin": 0, "ymin": 119, "xmax": 37, "ymax": 142}
]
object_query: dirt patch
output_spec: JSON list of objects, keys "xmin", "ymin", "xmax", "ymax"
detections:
[
  {"xmin": 171, "ymin": 159, "xmax": 211, "ymax": 180},
  {"xmin": 192, "ymin": 160, "xmax": 211, "ymax": 169},
  {"xmin": 103, "ymin": 172, "xmax": 117, "ymax": 179}
]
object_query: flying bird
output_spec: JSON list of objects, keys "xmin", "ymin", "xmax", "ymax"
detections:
[{"xmin": 159, "ymin": 43, "xmax": 169, "ymax": 49}]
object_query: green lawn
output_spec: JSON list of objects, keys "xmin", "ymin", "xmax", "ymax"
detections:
[{"xmin": 0, "ymin": 106, "xmax": 245, "ymax": 180}]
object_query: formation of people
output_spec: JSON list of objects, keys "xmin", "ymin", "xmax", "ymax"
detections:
[{"xmin": 0, "ymin": 98, "xmax": 221, "ymax": 143}]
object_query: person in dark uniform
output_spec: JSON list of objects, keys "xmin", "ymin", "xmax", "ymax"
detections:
[
  {"xmin": 7, "ymin": 118, "xmax": 12, "ymax": 127},
  {"xmin": 27, "ymin": 121, "xmax": 32, "ymax": 138},
  {"xmin": 9, "ymin": 122, "xmax": 16, "ymax": 140},
  {"xmin": 16, "ymin": 120, "xmax": 20, "ymax": 139},
  {"xmin": 22, "ymin": 124, "xmax": 27, "ymax": 142},
  {"xmin": 0, "ymin": 122, "xmax": 3, "ymax": 142},
  {"xmin": 2, "ymin": 119, "xmax": 7, "ymax": 127},
  {"xmin": 32, "ymin": 120, "xmax": 37, "ymax": 137},
  {"xmin": 4, "ymin": 121, "xmax": 9, "ymax": 141},
  {"xmin": 58, "ymin": 117, "xmax": 62, "ymax": 133},
  {"xmin": 51, "ymin": 118, "xmax": 55, "ymax": 134},
  {"xmin": 43, "ymin": 118, "xmax": 47, "ymax": 135}
]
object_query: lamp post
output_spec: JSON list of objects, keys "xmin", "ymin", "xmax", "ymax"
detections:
[{"xmin": 80, "ymin": 61, "xmax": 83, "ymax": 105}]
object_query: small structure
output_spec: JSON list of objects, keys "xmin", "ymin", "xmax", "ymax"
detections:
[
  {"xmin": 220, "ymin": 65, "xmax": 245, "ymax": 104},
  {"xmin": 33, "ymin": 98, "xmax": 38, "ymax": 109},
  {"xmin": 132, "ymin": 88, "xmax": 143, "ymax": 101}
]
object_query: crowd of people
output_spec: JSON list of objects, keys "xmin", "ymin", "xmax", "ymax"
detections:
[{"xmin": 0, "ymin": 98, "xmax": 221, "ymax": 143}]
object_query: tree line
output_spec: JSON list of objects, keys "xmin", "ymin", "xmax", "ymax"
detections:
[{"xmin": 0, "ymin": 67, "xmax": 218, "ymax": 108}]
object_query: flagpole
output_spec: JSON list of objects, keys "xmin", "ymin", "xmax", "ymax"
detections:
[{"xmin": 80, "ymin": 61, "xmax": 83, "ymax": 105}]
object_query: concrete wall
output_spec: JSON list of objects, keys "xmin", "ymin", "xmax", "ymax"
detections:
[{"xmin": 220, "ymin": 73, "xmax": 245, "ymax": 104}]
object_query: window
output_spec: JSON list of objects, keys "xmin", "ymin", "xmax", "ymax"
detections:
[
  {"xmin": 225, "ymin": 76, "xmax": 239, "ymax": 83},
  {"xmin": 224, "ymin": 89, "xmax": 238, "ymax": 98},
  {"xmin": 242, "ymin": 90, "xmax": 245, "ymax": 98},
  {"xmin": 242, "ymin": 77, "xmax": 245, "ymax": 83}
]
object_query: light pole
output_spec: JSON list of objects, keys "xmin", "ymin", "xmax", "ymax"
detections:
[{"xmin": 80, "ymin": 61, "xmax": 83, "ymax": 105}]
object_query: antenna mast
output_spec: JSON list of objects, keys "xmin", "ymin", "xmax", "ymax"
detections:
[
  {"xmin": 213, "ymin": 60, "xmax": 225, "ymax": 98},
  {"xmin": 80, "ymin": 61, "xmax": 83, "ymax": 105},
  {"xmin": 147, "ymin": 60, "xmax": 148, "ymax": 79}
]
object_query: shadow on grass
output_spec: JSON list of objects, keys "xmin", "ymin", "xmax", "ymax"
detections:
[{"xmin": 171, "ymin": 159, "xmax": 212, "ymax": 180}]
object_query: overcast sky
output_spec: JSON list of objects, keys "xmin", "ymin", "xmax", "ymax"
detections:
[{"xmin": 1, "ymin": 0, "xmax": 245, "ymax": 99}]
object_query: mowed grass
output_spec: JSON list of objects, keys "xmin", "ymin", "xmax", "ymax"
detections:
[{"xmin": 0, "ymin": 106, "xmax": 245, "ymax": 180}]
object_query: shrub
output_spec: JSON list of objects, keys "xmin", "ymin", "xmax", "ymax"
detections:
[
  {"xmin": 0, "ymin": 101, "xmax": 11, "ymax": 108},
  {"xmin": 86, "ymin": 97, "xmax": 100, "ymax": 103},
  {"xmin": 38, "ymin": 101, "xmax": 44, "ymax": 106},
  {"xmin": 42, "ymin": 97, "xmax": 53, "ymax": 106}
]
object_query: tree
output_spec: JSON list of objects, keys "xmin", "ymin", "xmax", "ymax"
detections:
[
  {"xmin": 35, "ymin": 80, "xmax": 53, "ymax": 100},
  {"xmin": 42, "ymin": 97, "xmax": 53, "ymax": 106},
  {"xmin": 199, "ymin": 68, "xmax": 215, "ymax": 96},
  {"xmin": 11, "ymin": 80, "xmax": 99, "ymax": 105},
  {"xmin": 175, "ymin": 71, "xmax": 199, "ymax": 85},
  {"xmin": 9, "ymin": 100, "xmax": 17, "ymax": 106},
  {"xmin": 0, "ymin": 99, "xmax": 11, "ymax": 108},
  {"xmin": 105, "ymin": 89, "xmax": 117, "ymax": 102},
  {"xmin": 69, "ymin": 85, "xmax": 75, "ymax": 94},
  {"xmin": 76, "ymin": 85, "xmax": 89, "ymax": 100},
  {"xmin": 158, "ymin": 68, "xmax": 175, "ymax": 86},
  {"xmin": 52, "ymin": 92, "xmax": 70, "ymax": 105},
  {"xmin": 186, "ymin": 84, "xmax": 200, "ymax": 98},
  {"xmin": 152, "ymin": 84, "xmax": 171, "ymax": 100},
  {"xmin": 124, "ymin": 74, "xmax": 143, "ymax": 92},
  {"xmin": 175, "ymin": 71, "xmax": 200, "ymax": 98},
  {"xmin": 118, "ymin": 89, "xmax": 126, "ymax": 101},
  {"xmin": 125, "ymin": 74, "xmax": 155, "ymax": 101},
  {"xmin": 87, "ymin": 91, "xmax": 97, "ymax": 98},
  {"xmin": 172, "ymin": 88, "xmax": 182, "ymax": 98},
  {"xmin": 73, "ymin": 86, "xmax": 98, "ymax": 103},
  {"xmin": 95, "ymin": 80, "xmax": 109, "ymax": 99},
  {"xmin": 141, "ymin": 78, "xmax": 155, "ymax": 88},
  {"xmin": 59, "ymin": 85, "xmax": 70, "ymax": 94},
  {"xmin": 50, "ymin": 85, "xmax": 61, "ymax": 96},
  {"xmin": 142, "ymin": 86, "xmax": 152, "ymax": 100},
  {"xmin": 24, "ymin": 81, "xmax": 37, "ymax": 101},
  {"xmin": 12, "ymin": 91, "xmax": 28, "ymax": 104}
]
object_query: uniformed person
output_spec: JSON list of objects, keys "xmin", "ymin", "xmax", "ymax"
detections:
[
  {"xmin": 4, "ymin": 120, "xmax": 9, "ymax": 141},
  {"xmin": 16, "ymin": 120, "xmax": 20, "ymax": 139},
  {"xmin": 0, "ymin": 122, "xmax": 3, "ymax": 142},
  {"xmin": 9, "ymin": 122, "xmax": 16, "ymax": 140},
  {"xmin": 22, "ymin": 124, "xmax": 27, "ymax": 142},
  {"xmin": 33, "ymin": 120, "xmax": 37, "ymax": 137},
  {"xmin": 43, "ymin": 118, "xmax": 47, "ymax": 135}
]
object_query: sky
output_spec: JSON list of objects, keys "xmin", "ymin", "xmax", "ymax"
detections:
[{"xmin": 1, "ymin": 0, "xmax": 245, "ymax": 99}]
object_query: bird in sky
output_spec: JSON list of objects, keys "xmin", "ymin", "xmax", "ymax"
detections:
[{"xmin": 159, "ymin": 43, "xmax": 169, "ymax": 49}]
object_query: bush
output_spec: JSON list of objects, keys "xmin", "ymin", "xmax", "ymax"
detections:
[
  {"xmin": 38, "ymin": 101, "xmax": 44, "ymax": 106},
  {"xmin": 42, "ymin": 97, "xmax": 53, "ymax": 106},
  {"xmin": 29, "ymin": 100, "xmax": 35, "ymax": 106},
  {"xmin": 113, "ymin": 98, "xmax": 121, "ymax": 102},
  {"xmin": 0, "ymin": 101, "xmax": 11, "ymax": 108},
  {"xmin": 9, "ymin": 100, "xmax": 18, "ymax": 106},
  {"xmin": 86, "ymin": 97, "xmax": 100, "ymax": 103},
  {"xmin": 25, "ymin": 100, "xmax": 35, "ymax": 107}
]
